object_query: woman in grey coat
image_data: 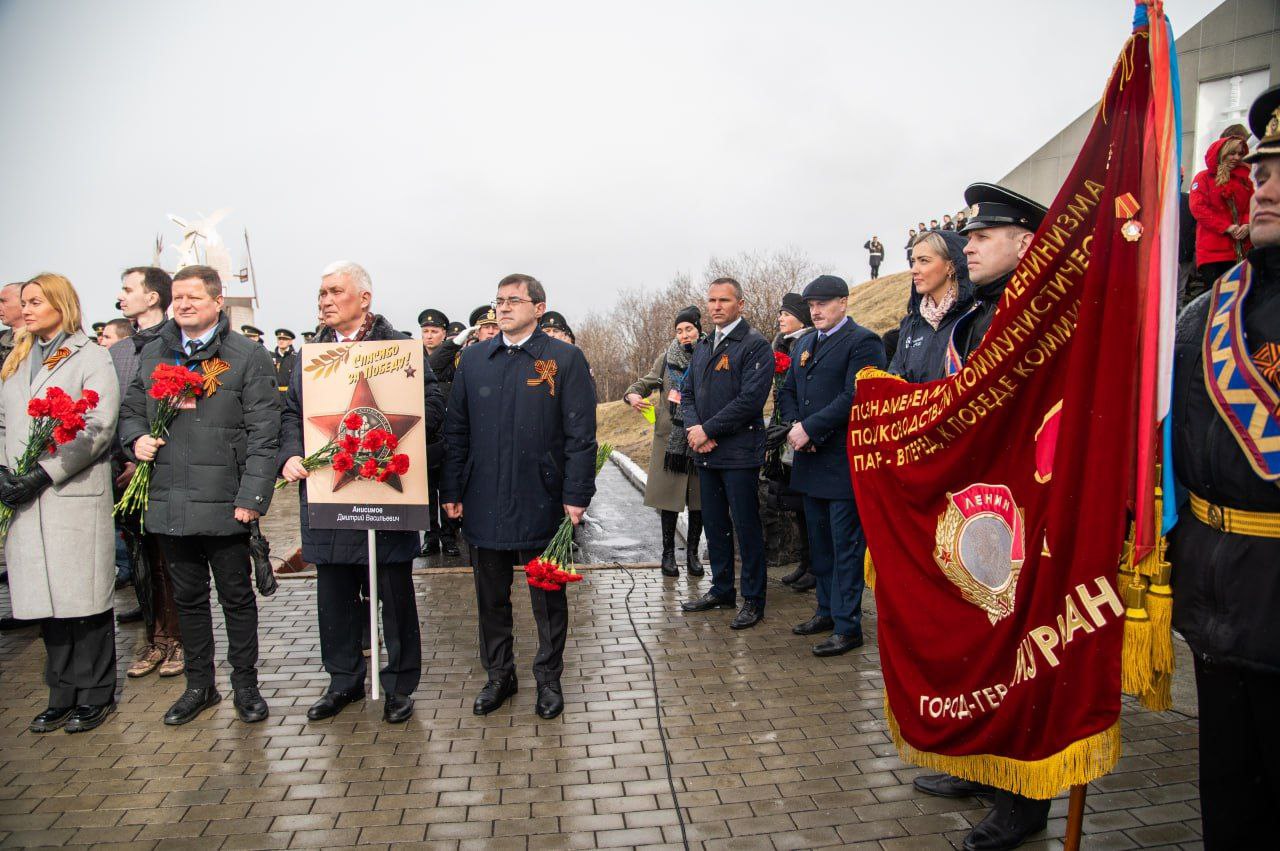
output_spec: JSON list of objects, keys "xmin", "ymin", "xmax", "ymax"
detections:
[
  {"xmin": 623, "ymin": 306, "xmax": 704, "ymax": 577},
  {"xmin": 0, "ymin": 274, "xmax": 120, "ymax": 734}
]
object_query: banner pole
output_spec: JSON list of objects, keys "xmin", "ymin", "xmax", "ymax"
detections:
[
  {"xmin": 367, "ymin": 529, "xmax": 380, "ymax": 701},
  {"xmin": 1063, "ymin": 784, "xmax": 1087, "ymax": 851}
]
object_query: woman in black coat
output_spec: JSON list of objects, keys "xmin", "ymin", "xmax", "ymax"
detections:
[{"xmin": 888, "ymin": 229, "xmax": 975, "ymax": 383}]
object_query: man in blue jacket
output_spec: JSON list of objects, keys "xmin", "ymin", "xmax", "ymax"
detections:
[
  {"xmin": 678, "ymin": 277, "xmax": 774, "ymax": 629},
  {"xmin": 779, "ymin": 276, "xmax": 884, "ymax": 656},
  {"xmin": 441, "ymin": 274, "xmax": 597, "ymax": 720}
]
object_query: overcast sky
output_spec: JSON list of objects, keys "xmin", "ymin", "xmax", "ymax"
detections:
[{"xmin": 0, "ymin": 0, "xmax": 1221, "ymax": 335}]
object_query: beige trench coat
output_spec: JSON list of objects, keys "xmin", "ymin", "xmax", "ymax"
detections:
[
  {"xmin": 624, "ymin": 348, "xmax": 700, "ymax": 513},
  {"xmin": 0, "ymin": 333, "xmax": 120, "ymax": 619}
]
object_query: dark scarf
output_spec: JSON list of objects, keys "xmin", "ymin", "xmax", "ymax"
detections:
[
  {"xmin": 314, "ymin": 312, "xmax": 381, "ymax": 344},
  {"xmin": 662, "ymin": 337, "xmax": 696, "ymax": 473}
]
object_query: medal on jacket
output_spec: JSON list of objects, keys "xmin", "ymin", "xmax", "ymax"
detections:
[
  {"xmin": 715, "ymin": 354, "xmax": 730, "ymax": 371},
  {"xmin": 799, "ymin": 351, "xmax": 810, "ymax": 367},
  {"xmin": 527, "ymin": 359, "xmax": 558, "ymax": 396},
  {"xmin": 43, "ymin": 346, "xmax": 71, "ymax": 369},
  {"xmin": 1202, "ymin": 262, "xmax": 1280, "ymax": 481},
  {"xmin": 201, "ymin": 358, "xmax": 230, "ymax": 397}
]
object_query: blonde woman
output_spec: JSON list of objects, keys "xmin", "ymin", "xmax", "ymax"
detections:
[
  {"xmin": 887, "ymin": 230, "xmax": 974, "ymax": 383},
  {"xmin": 0, "ymin": 274, "xmax": 120, "ymax": 733}
]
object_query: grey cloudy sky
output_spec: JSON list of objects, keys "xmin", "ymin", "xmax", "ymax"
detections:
[{"xmin": 0, "ymin": 0, "xmax": 1220, "ymax": 335}]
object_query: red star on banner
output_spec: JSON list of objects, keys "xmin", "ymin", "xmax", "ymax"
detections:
[{"xmin": 308, "ymin": 374, "xmax": 421, "ymax": 493}]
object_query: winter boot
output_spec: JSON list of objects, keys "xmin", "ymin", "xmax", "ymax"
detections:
[{"xmin": 660, "ymin": 511, "xmax": 679, "ymax": 576}]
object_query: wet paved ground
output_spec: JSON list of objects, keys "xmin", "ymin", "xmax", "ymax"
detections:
[{"xmin": 0, "ymin": 465, "xmax": 1203, "ymax": 849}]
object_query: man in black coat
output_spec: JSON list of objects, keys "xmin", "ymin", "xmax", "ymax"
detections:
[
  {"xmin": 417, "ymin": 308, "xmax": 459, "ymax": 559},
  {"xmin": 442, "ymin": 272, "xmax": 596, "ymax": 716},
  {"xmin": 279, "ymin": 261, "xmax": 445, "ymax": 725},
  {"xmin": 271, "ymin": 329, "xmax": 298, "ymax": 395},
  {"xmin": 678, "ymin": 277, "xmax": 774, "ymax": 629},
  {"xmin": 119, "ymin": 265, "xmax": 280, "ymax": 726},
  {"xmin": 779, "ymin": 276, "xmax": 885, "ymax": 656},
  {"xmin": 441, "ymin": 274, "xmax": 597, "ymax": 720},
  {"xmin": 1166, "ymin": 85, "xmax": 1280, "ymax": 849},
  {"xmin": 952, "ymin": 183, "xmax": 1047, "ymax": 366}
]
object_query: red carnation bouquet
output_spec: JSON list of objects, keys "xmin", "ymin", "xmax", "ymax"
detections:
[
  {"xmin": 0, "ymin": 386, "xmax": 100, "ymax": 534},
  {"xmin": 523, "ymin": 443, "xmax": 612, "ymax": 592},
  {"xmin": 773, "ymin": 350, "xmax": 792, "ymax": 374},
  {"xmin": 279, "ymin": 411, "xmax": 412, "ymax": 489},
  {"xmin": 114, "ymin": 363, "xmax": 204, "ymax": 516}
]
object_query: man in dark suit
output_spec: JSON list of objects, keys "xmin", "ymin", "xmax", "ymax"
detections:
[
  {"xmin": 678, "ymin": 277, "xmax": 774, "ymax": 629},
  {"xmin": 779, "ymin": 276, "xmax": 885, "ymax": 656},
  {"xmin": 441, "ymin": 274, "xmax": 597, "ymax": 720}
]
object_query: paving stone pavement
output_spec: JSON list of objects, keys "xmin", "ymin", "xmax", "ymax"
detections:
[{"xmin": 0, "ymin": 556, "xmax": 1204, "ymax": 850}]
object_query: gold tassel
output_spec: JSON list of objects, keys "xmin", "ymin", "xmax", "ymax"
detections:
[
  {"xmin": 884, "ymin": 696, "xmax": 1121, "ymax": 800},
  {"xmin": 864, "ymin": 549, "xmax": 876, "ymax": 591},
  {"xmin": 1120, "ymin": 565, "xmax": 1153, "ymax": 696},
  {"xmin": 1145, "ymin": 559, "xmax": 1174, "ymax": 676}
]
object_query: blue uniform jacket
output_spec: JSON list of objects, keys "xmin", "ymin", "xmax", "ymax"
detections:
[
  {"xmin": 440, "ymin": 329, "xmax": 597, "ymax": 550},
  {"xmin": 778, "ymin": 319, "xmax": 885, "ymax": 500},
  {"xmin": 678, "ymin": 319, "xmax": 773, "ymax": 469}
]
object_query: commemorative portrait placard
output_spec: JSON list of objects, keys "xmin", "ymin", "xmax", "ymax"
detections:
[{"xmin": 299, "ymin": 339, "xmax": 429, "ymax": 530}]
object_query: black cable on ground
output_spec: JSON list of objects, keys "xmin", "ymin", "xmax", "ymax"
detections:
[{"xmin": 619, "ymin": 565, "xmax": 691, "ymax": 851}]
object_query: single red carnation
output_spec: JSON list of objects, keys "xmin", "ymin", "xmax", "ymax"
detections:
[
  {"xmin": 358, "ymin": 458, "xmax": 379, "ymax": 479},
  {"xmin": 339, "ymin": 434, "xmax": 361, "ymax": 454},
  {"xmin": 774, "ymin": 351, "xmax": 792, "ymax": 374},
  {"xmin": 343, "ymin": 412, "xmax": 363, "ymax": 431},
  {"xmin": 52, "ymin": 425, "xmax": 75, "ymax": 445},
  {"xmin": 390, "ymin": 453, "xmax": 410, "ymax": 475},
  {"xmin": 27, "ymin": 398, "xmax": 50, "ymax": 418},
  {"xmin": 81, "ymin": 389, "xmax": 100, "ymax": 409},
  {"xmin": 331, "ymin": 451, "xmax": 354, "ymax": 474},
  {"xmin": 361, "ymin": 429, "xmax": 388, "ymax": 451}
]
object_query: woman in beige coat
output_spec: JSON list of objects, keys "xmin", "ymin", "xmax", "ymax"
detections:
[
  {"xmin": 0, "ymin": 274, "xmax": 120, "ymax": 734},
  {"xmin": 623, "ymin": 306, "xmax": 704, "ymax": 577}
]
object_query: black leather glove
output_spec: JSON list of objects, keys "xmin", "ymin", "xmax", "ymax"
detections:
[
  {"xmin": 0, "ymin": 465, "xmax": 53, "ymax": 509},
  {"xmin": 765, "ymin": 422, "xmax": 791, "ymax": 452}
]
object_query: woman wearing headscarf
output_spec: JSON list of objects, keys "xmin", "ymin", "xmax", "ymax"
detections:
[
  {"xmin": 623, "ymin": 306, "xmax": 704, "ymax": 577},
  {"xmin": 1189, "ymin": 135, "xmax": 1254, "ymax": 300},
  {"xmin": 888, "ymin": 229, "xmax": 975, "ymax": 383},
  {"xmin": 0, "ymin": 274, "xmax": 120, "ymax": 734}
]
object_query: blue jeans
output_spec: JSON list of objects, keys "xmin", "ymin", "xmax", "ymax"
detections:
[
  {"xmin": 804, "ymin": 496, "xmax": 865, "ymax": 637},
  {"xmin": 697, "ymin": 466, "xmax": 766, "ymax": 606},
  {"xmin": 113, "ymin": 526, "xmax": 132, "ymax": 583}
]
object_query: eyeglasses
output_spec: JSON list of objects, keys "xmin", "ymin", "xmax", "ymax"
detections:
[{"xmin": 493, "ymin": 297, "xmax": 531, "ymax": 308}]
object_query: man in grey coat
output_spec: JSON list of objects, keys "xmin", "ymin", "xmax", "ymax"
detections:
[{"xmin": 119, "ymin": 265, "xmax": 280, "ymax": 727}]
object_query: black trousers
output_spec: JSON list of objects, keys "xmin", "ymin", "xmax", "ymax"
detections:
[
  {"xmin": 43, "ymin": 609, "xmax": 116, "ymax": 708},
  {"xmin": 471, "ymin": 546, "xmax": 568, "ymax": 685},
  {"xmin": 157, "ymin": 534, "xmax": 259, "ymax": 690},
  {"xmin": 317, "ymin": 561, "xmax": 420, "ymax": 696},
  {"xmin": 1194, "ymin": 657, "xmax": 1280, "ymax": 848}
]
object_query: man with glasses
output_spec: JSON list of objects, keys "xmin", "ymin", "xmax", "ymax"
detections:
[{"xmin": 442, "ymin": 274, "xmax": 597, "ymax": 720}]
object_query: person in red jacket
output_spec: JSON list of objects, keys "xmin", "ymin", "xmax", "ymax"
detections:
[{"xmin": 1188, "ymin": 135, "xmax": 1254, "ymax": 302}]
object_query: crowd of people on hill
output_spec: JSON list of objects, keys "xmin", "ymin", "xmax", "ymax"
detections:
[{"xmin": 1, "ymin": 85, "xmax": 1278, "ymax": 851}]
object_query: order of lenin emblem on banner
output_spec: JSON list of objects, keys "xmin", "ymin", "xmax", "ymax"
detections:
[{"xmin": 933, "ymin": 483, "xmax": 1026, "ymax": 624}]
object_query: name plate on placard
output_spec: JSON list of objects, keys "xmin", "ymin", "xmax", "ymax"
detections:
[{"xmin": 299, "ymin": 339, "xmax": 429, "ymax": 531}]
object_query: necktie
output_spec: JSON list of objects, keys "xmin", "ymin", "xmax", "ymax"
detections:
[
  {"xmin": 813, "ymin": 333, "xmax": 827, "ymax": 357},
  {"xmin": 187, "ymin": 340, "xmax": 200, "ymax": 356},
  {"xmin": 714, "ymin": 331, "xmax": 724, "ymax": 350}
]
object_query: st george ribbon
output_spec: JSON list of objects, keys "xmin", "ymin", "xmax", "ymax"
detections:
[{"xmin": 849, "ymin": 1, "xmax": 1181, "ymax": 798}]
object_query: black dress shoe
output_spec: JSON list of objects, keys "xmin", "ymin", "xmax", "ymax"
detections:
[
  {"xmin": 535, "ymin": 681, "xmax": 564, "ymax": 719},
  {"xmin": 473, "ymin": 673, "xmax": 518, "ymax": 715},
  {"xmin": 442, "ymin": 537, "xmax": 461, "ymax": 557},
  {"xmin": 233, "ymin": 686, "xmax": 269, "ymax": 723},
  {"xmin": 383, "ymin": 693, "xmax": 414, "ymax": 723},
  {"xmin": 164, "ymin": 688, "xmax": 221, "ymax": 726},
  {"xmin": 65, "ymin": 702, "xmax": 116, "ymax": 734},
  {"xmin": 681, "ymin": 591, "xmax": 735, "ymax": 612},
  {"xmin": 115, "ymin": 607, "xmax": 143, "ymax": 624},
  {"xmin": 730, "ymin": 601, "xmax": 764, "ymax": 630},
  {"xmin": 791, "ymin": 573, "xmax": 817, "ymax": 592},
  {"xmin": 29, "ymin": 705, "xmax": 75, "ymax": 733},
  {"xmin": 963, "ymin": 791, "xmax": 1050, "ymax": 851},
  {"xmin": 418, "ymin": 537, "xmax": 441, "ymax": 557},
  {"xmin": 780, "ymin": 564, "xmax": 806, "ymax": 585},
  {"xmin": 792, "ymin": 614, "xmax": 834, "ymax": 635},
  {"xmin": 813, "ymin": 633, "xmax": 863, "ymax": 656},
  {"xmin": 306, "ymin": 688, "xmax": 364, "ymax": 721},
  {"xmin": 914, "ymin": 773, "xmax": 996, "ymax": 798}
]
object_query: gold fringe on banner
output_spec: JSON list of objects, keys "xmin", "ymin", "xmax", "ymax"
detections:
[
  {"xmin": 864, "ymin": 549, "xmax": 876, "ymax": 591},
  {"xmin": 885, "ymin": 698, "xmax": 1121, "ymax": 800},
  {"xmin": 1117, "ymin": 470, "xmax": 1175, "ymax": 711}
]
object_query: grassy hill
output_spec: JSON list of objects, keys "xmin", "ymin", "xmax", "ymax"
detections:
[{"xmin": 597, "ymin": 271, "xmax": 911, "ymax": 467}]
